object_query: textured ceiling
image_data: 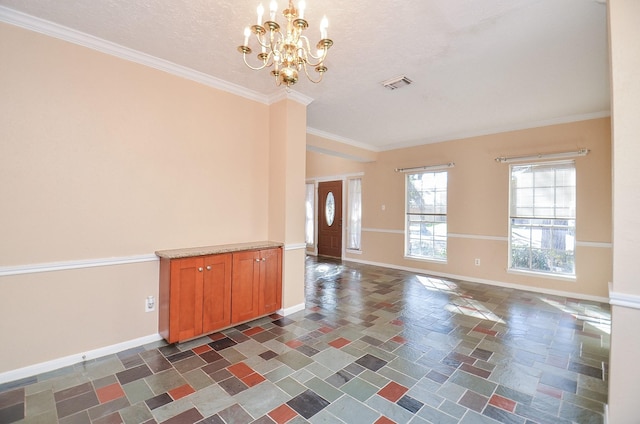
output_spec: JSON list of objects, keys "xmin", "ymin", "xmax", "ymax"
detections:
[{"xmin": 0, "ymin": 0, "xmax": 610, "ymax": 151}]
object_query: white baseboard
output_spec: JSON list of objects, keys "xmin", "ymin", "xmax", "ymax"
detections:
[
  {"xmin": 0, "ymin": 333, "xmax": 163, "ymax": 385},
  {"xmin": 279, "ymin": 303, "xmax": 305, "ymax": 316},
  {"xmin": 344, "ymin": 257, "xmax": 609, "ymax": 303}
]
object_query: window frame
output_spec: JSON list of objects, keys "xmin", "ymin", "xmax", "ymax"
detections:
[
  {"xmin": 507, "ymin": 160, "xmax": 577, "ymax": 278},
  {"xmin": 404, "ymin": 170, "xmax": 448, "ymax": 262}
]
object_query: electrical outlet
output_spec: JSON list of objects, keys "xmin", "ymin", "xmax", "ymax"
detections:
[
  {"xmin": 145, "ymin": 296, "xmax": 155, "ymax": 312},
  {"xmin": 474, "ymin": 258, "xmax": 481, "ymax": 266}
]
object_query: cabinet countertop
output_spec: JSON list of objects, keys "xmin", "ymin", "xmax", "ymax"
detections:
[{"xmin": 155, "ymin": 241, "xmax": 284, "ymax": 259}]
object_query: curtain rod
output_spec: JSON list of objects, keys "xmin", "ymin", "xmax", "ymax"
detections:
[
  {"xmin": 395, "ymin": 162, "xmax": 455, "ymax": 173},
  {"xmin": 495, "ymin": 148, "xmax": 589, "ymax": 164}
]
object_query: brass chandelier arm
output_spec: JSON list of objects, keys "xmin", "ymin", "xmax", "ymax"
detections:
[{"xmin": 239, "ymin": 49, "xmax": 272, "ymax": 71}]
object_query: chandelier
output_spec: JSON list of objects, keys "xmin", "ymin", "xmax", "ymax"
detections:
[{"xmin": 237, "ymin": 0, "xmax": 333, "ymax": 87}]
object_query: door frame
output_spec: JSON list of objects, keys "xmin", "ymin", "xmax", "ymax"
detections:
[{"xmin": 306, "ymin": 172, "xmax": 364, "ymax": 259}]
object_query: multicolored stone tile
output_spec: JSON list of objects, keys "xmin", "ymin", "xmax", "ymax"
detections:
[{"xmin": 0, "ymin": 257, "xmax": 610, "ymax": 423}]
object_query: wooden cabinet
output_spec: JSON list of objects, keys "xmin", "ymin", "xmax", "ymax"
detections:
[
  {"xmin": 158, "ymin": 244, "xmax": 283, "ymax": 344},
  {"xmin": 159, "ymin": 254, "xmax": 232, "ymax": 344},
  {"xmin": 231, "ymin": 248, "xmax": 283, "ymax": 323}
]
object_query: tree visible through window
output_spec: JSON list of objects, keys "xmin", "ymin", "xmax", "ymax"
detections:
[
  {"xmin": 509, "ymin": 162, "xmax": 576, "ymax": 275},
  {"xmin": 405, "ymin": 171, "xmax": 447, "ymax": 260}
]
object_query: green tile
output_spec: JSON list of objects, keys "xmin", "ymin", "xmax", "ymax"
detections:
[
  {"xmin": 122, "ymin": 379, "xmax": 154, "ymax": 405},
  {"xmin": 326, "ymin": 394, "xmax": 379, "ymax": 423},
  {"xmin": 119, "ymin": 402, "xmax": 154, "ymax": 424},
  {"xmin": 144, "ymin": 368, "xmax": 187, "ymax": 395},
  {"xmin": 359, "ymin": 370, "xmax": 390, "ymax": 388},
  {"xmin": 276, "ymin": 350, "xmax": 314, "ymax": 371},
  {"xmin": 340, "ymin": 377, "xmax": 378, "ymax": 402},
  {"xmin": 275, "ymin": 376, "xmax": 307, "ymax": 397},
  {"xmin": 304, "ymin": 377, "xmax": 344, "ymax": 402}
]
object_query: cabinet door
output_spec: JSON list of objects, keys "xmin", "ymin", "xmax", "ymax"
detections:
[
  {"xmin": 202, "ymin": 254, "xmax": 232, "ymax": 333},
  {"xmin": 260, "ymin": 248, "xmax": 283, "ymax": 315},
  {"xmin": 231, "ymin": 250, "xmax": 261, "ymax": 323},
  {"xmin": 169, "ymin": 257, "xmax": 204, "ymax": 343}
]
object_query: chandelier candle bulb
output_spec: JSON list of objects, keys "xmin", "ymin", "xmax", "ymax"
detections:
[
  {"xmin": 243, "ymin": 27, "xmax": 250, "ymax": 46},
  {"xmin": 299, "ymin": 0, "xmax": 305, "ymax": 19},
  {"xmin": 270, "ymin": 0, "xmax": 278, "ymax": 21},
  {"xmin": 257, "ymin": 4, "xmax": 264, "ymax": 25},
  {"xmin": 320, "ymin": 16, "xmax": 328, "ymax": 39}
]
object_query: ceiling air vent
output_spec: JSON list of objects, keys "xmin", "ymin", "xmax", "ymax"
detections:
[{"xmin": 382, "ymin": 75, "xmax": 412, "ymax": 90}]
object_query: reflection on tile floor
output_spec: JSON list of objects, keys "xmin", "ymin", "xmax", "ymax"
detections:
[{"xmin": 0, "ymin": 256, "xmax": 611, "ymax": 423}]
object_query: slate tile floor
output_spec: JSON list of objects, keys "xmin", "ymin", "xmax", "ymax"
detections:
[{"xmin": 0, "ymin": 257, "xmax": 611, "ymax": 423}]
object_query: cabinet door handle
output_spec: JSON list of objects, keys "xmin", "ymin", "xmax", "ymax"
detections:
[
  {"xmin": 261, "ymin": 258, "xmax": 266, "ymax": 261},
  {"xmin": 198, "ymin": 267, "xmax": 203, "ymax": 272},
  {"xmin": 206, "ymin": 265, "xmax": 212, "ymax": 271},
  {"xmin": 255, "ymin": 258, "xmax": 260, "ymax": 262}
]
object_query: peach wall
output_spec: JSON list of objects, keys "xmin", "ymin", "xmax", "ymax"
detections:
[
  {"xmin": 307, "ymin": 118, "xmax": 612, "ymax": 299},
  {"xmin": 0, "ymin": 23, "xmax": 272, "ymax": 373},
  {"xmin": 306, "ymin": 150, "xmax": 367, "ymax": 178},
  {"xmin": 268, "ymin": 99, "xmax": 307, "ymax": 309},
  {"xmin": 607, "ymin": 0, "xmax": 640, "ymax": 422}
]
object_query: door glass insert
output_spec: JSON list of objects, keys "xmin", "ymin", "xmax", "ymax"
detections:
[{"xmin": 325, "ymin": 192, "xmax": 335, "ymax": 226}]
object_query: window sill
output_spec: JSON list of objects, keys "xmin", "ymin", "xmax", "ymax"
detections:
[
  {"xmin": 404, "ymin": 255, "xmax": 447, "ymax": 265},
  {"xmin": 508, "ymin": 268, "xmax": 576, "ymax": 282}
]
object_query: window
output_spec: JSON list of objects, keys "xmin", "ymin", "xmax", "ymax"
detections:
[
  {"xmin": 305, "ymin": 183, "xmax": 315, "ymax": 246},
  {"xmin": 347, "ymin": 178, "xmax": 362, "ymax": 250},
  {"xmin": 509, "ymin": 161, "xmax": 576, "ymax": 276},
  {"xmin": 405, "ymin": 171, "xmax": 447, "ymax": 260}
]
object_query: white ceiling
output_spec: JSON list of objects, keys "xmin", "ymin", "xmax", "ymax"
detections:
[{"xmin": 0, "ymin": 0, "xmax": 610, "ymax": 151}]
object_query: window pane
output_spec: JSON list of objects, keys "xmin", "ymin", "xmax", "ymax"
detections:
[
  {"xmin": 305, "ymin": 183, "xmax": 314, "ymax": 245},
  {"xmin": 406, "ymin": 170, "xmax": 447, "ymax": 261},
  {"xmin": 347, "ymin": 178, "xmax": 362, "ymax": 250}
]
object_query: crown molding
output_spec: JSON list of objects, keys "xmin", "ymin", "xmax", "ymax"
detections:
[
  {"xmin": 267, "ymin": 90, "xmax": 314, "ymax": 106},
  {"xmin": 377, "ymin": 110, "xmax": 612, "ymax": 151},
  {"xmin": 0, "ymin": 6, "xmax": 270, "ymax": 105},
  {"xmin": 306, "ymin": 127, "xmax": 380, "ymax": 152}
]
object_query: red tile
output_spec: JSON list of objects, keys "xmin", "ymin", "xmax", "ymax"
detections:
[
  {"xmin": 96, "ymin": 383, "xmax": 125, "ymax": 404},
  {"xmin": 228, "ymin": 362, "xmax": 254, "ymax": 379},
  {"xmin": 192, "ymin": 345, "xmax": 212, "ymax": 355},
  {"xmin": 374, "ymin": 417, "xmax": 396, "ymax": 424},
  {"xmin": 318, "ymin": 326, "xmax": 333, "ymax": 334},
  {"xmin": 378, "ymin": 381, "xmax": 408, "ymax": 402},
  {"xmin": 243, "ymin": 327, "xmax": 264, "ymax": 336},
  {"xmin": 168, "ymin": 384, "xmax": 195, "ymax": 400},
  {"xmin": 489, "ymin": 394, "xmax": 516, "ymax": 412},
  {"xmin": 537, "ymin": 383, "xmax": 563, "ymax": 399},
  {"xmin": 285, "ymin": 340, "xmax": 304, "ymax": 349},
  {"xmin": 328, "ymin": 338, "xmax": 351, "ymax": 349},
  {"xmin": 391, "ymin": 335, "xmax": 407, "ymax": 344},
  {"xmin": 268, "ymin": 404, "xmax": 298, "ymax": 424},
  {"xmin": 241, "ymin": 372, "xmax": 266, "ymax": 387},
  {"xmin": 269, "ymin": 313, "xmax": 284, "ymax": 320},
  {"xmin": 310, "ymin": 306, "xmax": 321, "ymax": 312},
  {"xmin": 390, "ymin": 319, "xmax": 404, "ymax": 326},
  {"xmin": 460, "ymin": 363, "xmax": 491, "ymax": 379},
  {"xmin": 472, "ymin": 325, "xmax": 498, "ymax": 337},
  {"xmin": 209, "ymin": 333, "xmax": 225, "ymax": 341}
]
